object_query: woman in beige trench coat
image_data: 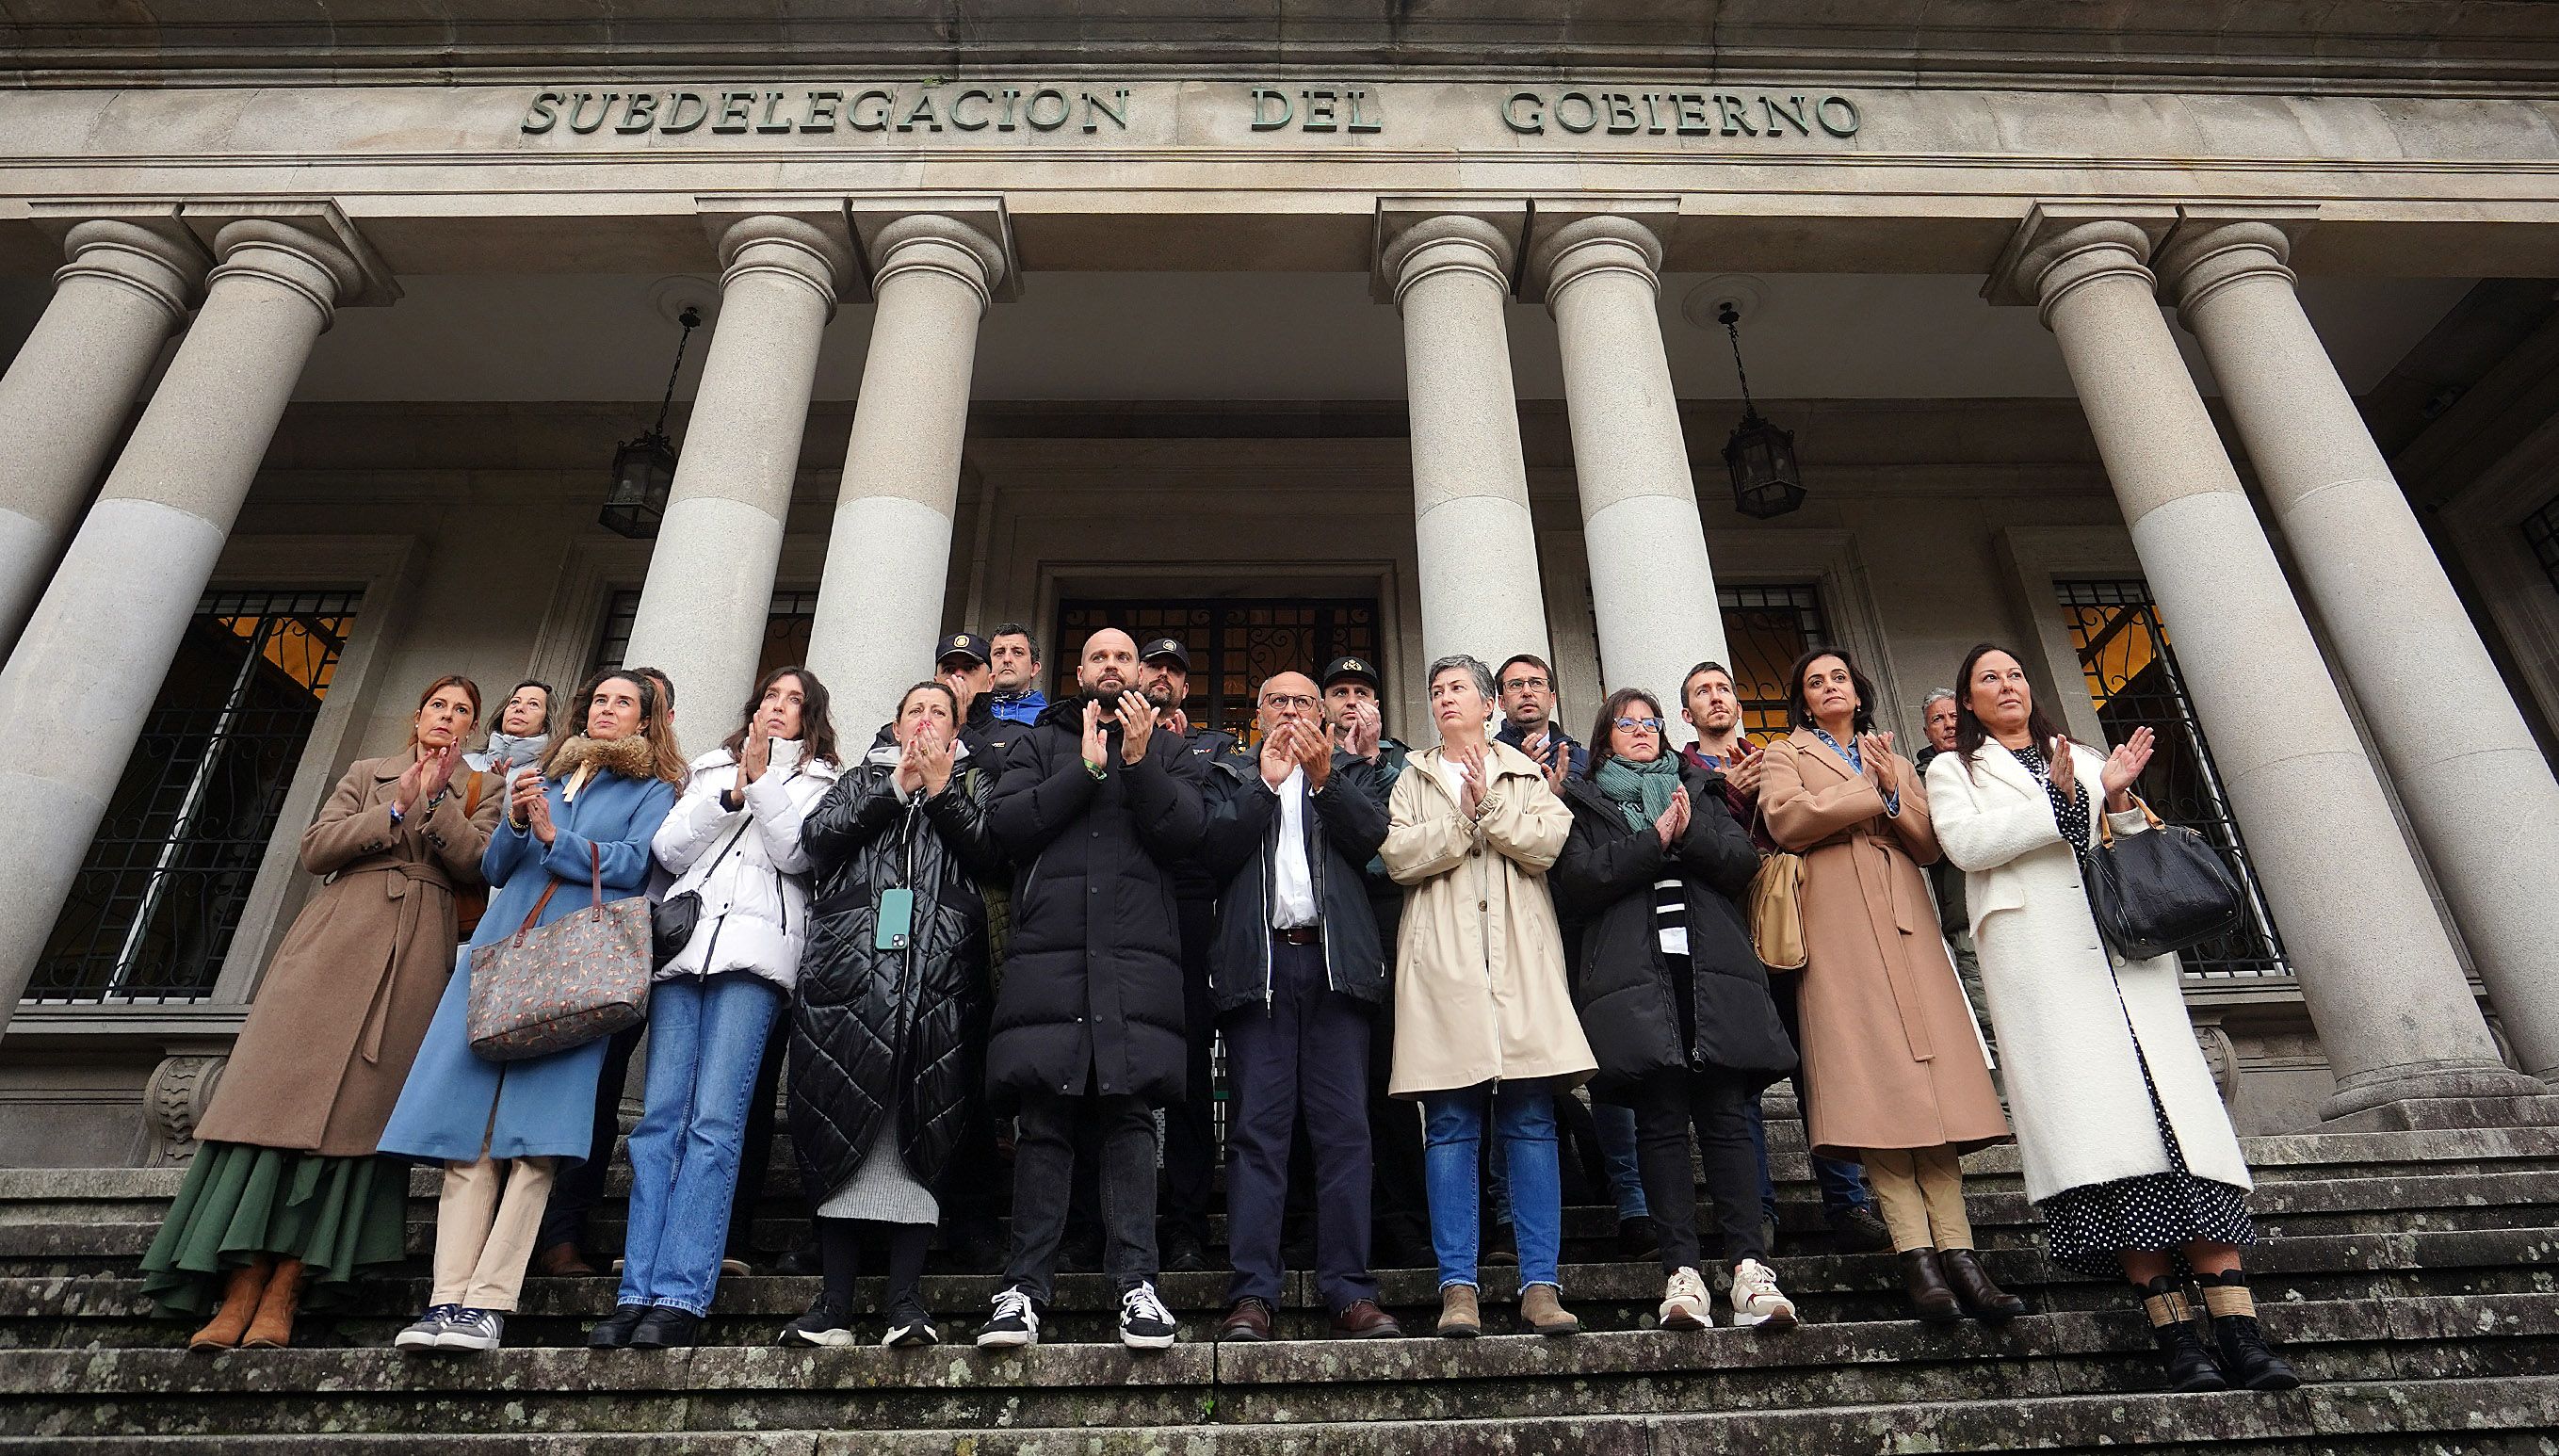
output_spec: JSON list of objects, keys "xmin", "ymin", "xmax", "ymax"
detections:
[
  {"xmin": 1382, "ymin": 654, "xmax": 1595, "ymax": 1341},
  {"xmin": 141, "ymin": 674, "xmax": 502, "ymax": 1350},
  {"xmin": 1758, "ymin": 647, "xmax": 2023, "ymax": 1328}
]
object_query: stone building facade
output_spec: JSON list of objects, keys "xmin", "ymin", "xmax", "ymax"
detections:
[{"xmin": 0, "ymin": 4, "xmax": 2555, "ymax": 1164}]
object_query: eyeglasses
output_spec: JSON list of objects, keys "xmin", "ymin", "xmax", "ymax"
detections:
[
  {"xmin": 1262, "ymin": 694, "xmax": 1319, "ymax": 713},
  {"xmin": 1502, "ymin": 676, "xmax": 1550, "ymax": 693},
  {"xmin": 1612, "ymin": 717, "xmax": 1666, "ymax": 732}
]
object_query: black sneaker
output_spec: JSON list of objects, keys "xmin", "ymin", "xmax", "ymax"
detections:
[
  {"xmin": 1118, "ymin": 1280, "xmax": 1178, "ymax": 1351},
  {"xmin": 778, "ymin": 1296, "xmax": 855, "ymax": 1348},
  {"xmin": 1161, "ymin": 1228, "xmax": 1208, "ymax": 1273},
  {"xmin": 883, "ymin": 1297, "xmax": 940, "ymax": 1349},
  {"xmin": 975, "ymin": 1285, "xmax": 1041, "ymax": 1349},
  {"xmin": 1828, "ymin": 1205, "xmax": 1894, "ymax": 1254}
]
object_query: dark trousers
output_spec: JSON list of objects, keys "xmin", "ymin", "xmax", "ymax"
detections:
[
  {"xmin": 1756, "ymin": 969, "xmax": 1874, "ymax": 1219},
  {"xmin": 538, "ymin": 1019, "xmax": 644, "ymax": 1253},
  {"xmin": 1365, "ymin": 898, "xmax": 1429, "ymax": 1256},
  {"xmin": 1160, "ymin": 896, "xmax": 1219, "ymax": 1245},
  {"xmin": 727, "ymin": 1013, "xmax": 790, "ymax": 1256},
  {"xmin": 1223, "ymin": 935, "xmax": 1378, "ymax": 1312},
  {"xmin": 1004, "ymin": 1085, "xmax": 1159, "ymax": 1302},
  {"xmin": 1629, "ymin": 1071, "xmax": 1764, "ymax": 1273}
]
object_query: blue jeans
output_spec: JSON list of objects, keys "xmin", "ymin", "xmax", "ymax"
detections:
[
  {"xmin": 1422, "ymin": 1084, "xmax": 1562, "ymax": 1291},
  {"xmin": 1746, "ymin": 1094, "xmax": 1873, "ymax": 1221},
  {"xmin": 617, "ymin": 973, "xmax": 782, "ymax": 1316}
]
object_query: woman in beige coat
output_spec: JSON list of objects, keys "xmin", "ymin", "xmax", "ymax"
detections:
[
  {"xmin": 140, "ymin": 675, "xmax": 502, "ymax": 1350},
  {"xmin": 1758, "ymin": 647, "xmax": 2022, "ymax": 1327},
  {"xmin": 1382, "ymin": 654, "xmax": 1595, "ymax": 1341}
]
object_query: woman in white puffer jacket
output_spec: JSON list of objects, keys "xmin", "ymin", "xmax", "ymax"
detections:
[{"xmin": 587, "ymin": 666, "xmax": 841, "ymax": 1351}]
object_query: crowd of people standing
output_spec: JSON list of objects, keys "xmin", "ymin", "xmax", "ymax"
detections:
[{"xmin": 138, "ymin": 621, "xmax": 2297, "ymax": 1394}]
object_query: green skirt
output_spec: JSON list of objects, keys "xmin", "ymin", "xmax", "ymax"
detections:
[{"xmin": 138, "ymin": 1140, "xmax": 412, "ymax": 1318}]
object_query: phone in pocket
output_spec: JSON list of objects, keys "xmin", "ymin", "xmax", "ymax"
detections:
[{"xmin": 873, "ymin": 887, "xmax": 915, "ymax": 953}]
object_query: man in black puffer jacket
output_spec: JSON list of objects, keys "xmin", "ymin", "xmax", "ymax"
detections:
[{"xmin": 977, "ymin": 627, "xmax": 1208, "ymax": 1351}]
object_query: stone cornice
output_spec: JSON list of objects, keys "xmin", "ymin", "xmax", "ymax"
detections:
[{"xmin": 9, "ymin": 3, "xmax": 2559, "ymax": 93}]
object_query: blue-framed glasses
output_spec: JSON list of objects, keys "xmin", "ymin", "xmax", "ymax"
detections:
[{"xmin": 1612, "ymin": 716, "xmax": 1666, "ymax": 732}]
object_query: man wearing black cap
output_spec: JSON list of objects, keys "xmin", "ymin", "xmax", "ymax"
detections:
[
  {"xmin": 936, "ymin": 630, "xmax": 1031, "ymax": 773},
  {"xmin": 1136, "ymin": 635, "xmax": 1239, "ymax": 1273},
  {"xmin": 1318, "ymin": 655, "xmax": 1433, "ymax": 1270}
]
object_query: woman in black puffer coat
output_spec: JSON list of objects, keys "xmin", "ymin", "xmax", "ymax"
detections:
[
  {"xmin": 782, "ymin": 682, "xmax": 1004, "ymax": 1349},
  {"xmin": 1552, "ymin": 688, "xmax": 1801, "ymax": 1335}
]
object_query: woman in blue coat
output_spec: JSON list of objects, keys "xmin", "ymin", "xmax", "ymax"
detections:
[{"xmin": 378, "ymin": 668, "xmax": 684, "ymax": 1354}]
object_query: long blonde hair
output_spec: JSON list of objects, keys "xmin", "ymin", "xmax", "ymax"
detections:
[{"xmin": 543, "ymin": 668, "xmax": 687, "ymax": 785}]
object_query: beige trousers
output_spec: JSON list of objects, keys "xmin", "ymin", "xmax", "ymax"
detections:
[
  {"xmin": 1863, "ymin": 1143, "xmax": 1973, "ymax": 1253},
  {"xmin": 430, "ymin": 1155, "xmax": 557, "ymax": 1311}
]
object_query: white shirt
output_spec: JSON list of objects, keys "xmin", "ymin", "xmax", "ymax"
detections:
[{"xmin": 1271, "ymin": 765, "xmax": 1319, "ymax": 929}]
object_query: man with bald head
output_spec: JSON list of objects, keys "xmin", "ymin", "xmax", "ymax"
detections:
[
  {"xmin": 980, "ymin": 627, "xmax": 1210, "ymax": 1350},
  {"xmin": 1196, "ymin": 671, "xmax": 1401, "ymax": 1340}
]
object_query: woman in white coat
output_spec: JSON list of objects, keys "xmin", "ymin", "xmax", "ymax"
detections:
[
  {"xmin": 1927, "ymin": 643, "xmax": 2296, "ymax": 1396},
  {"xmin": 586, "ymin": 666, "xmax": 842, "ymax": 1352}
]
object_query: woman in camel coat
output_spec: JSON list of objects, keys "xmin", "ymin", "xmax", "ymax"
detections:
[
  {"xmin": 1757, "ymin": 647, "xmax": 2020, "ymax": 1327},
  {"xmin": 141, "ymin": 675, "xmax": 502, "ymax": 1350}
]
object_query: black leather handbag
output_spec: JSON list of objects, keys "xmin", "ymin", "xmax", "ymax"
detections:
[
  {"xmin": 651, "ymin": 815, "xmax": 754, "ymax": 970},
  {"xmin": 2077, "ymin": 801, "xmax": 2244, "ymax": 961}
]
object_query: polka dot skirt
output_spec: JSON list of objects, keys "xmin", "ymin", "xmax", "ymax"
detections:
[{"xmin": 2039, "ymin": 1053, "xmax": 2258, "ymax": 1279}]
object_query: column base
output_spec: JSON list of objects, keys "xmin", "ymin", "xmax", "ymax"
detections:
[{"xmin": 2318, "ymin": 1059, "xmax": 2555, "ymax": 1129}]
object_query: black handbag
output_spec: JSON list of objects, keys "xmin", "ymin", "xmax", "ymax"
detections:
[
  {"xmin": 2077, "ymin": 800, "xmax": 2244, "ymax": 961},
  {"xmin": 651, "ymin": 813, "xmax": 755, "ymax": 970}
]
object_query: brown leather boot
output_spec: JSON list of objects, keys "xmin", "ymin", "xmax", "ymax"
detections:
[
  {"xmin": 188, "ymin": 1256, "xmax": 272, "ymax": 1351},
  {"xmin": 1939, "ymin": 1246, "xmax": 2029, "ymax": 1323},
  {"xmin": 1435, "ymin": 1285, "xmax": 1481, "ymax": 1339},
  {"xmin": 1519, "ymin": 1284, "xmax": 1581, "ymax": 1337},
  {"xmin": 1899, "ymin": 1247, "xmax": 1963, "ymax": 1325},
  {"xmin": 239, "ymin": 1256, "xmax": 305, "ymax": 1350}
]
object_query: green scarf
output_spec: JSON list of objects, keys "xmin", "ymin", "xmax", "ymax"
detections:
[{"xmin": 1593, "ymin": 751, "xmax": 1681, "ymax": 833}]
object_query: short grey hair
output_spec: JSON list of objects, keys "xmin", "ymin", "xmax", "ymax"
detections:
[
  {"xmin": 1922, "ymin": 688, "xmax": 1958, "ymax": 710},
  {"xmin": 1427, "ymin": 654, "xmax": 1496, "ymax": 702}
]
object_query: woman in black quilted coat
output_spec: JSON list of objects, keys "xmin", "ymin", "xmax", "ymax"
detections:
[{"xmin": 781, "ymin": 681, "xmax": 1004, "ymax": 1349}]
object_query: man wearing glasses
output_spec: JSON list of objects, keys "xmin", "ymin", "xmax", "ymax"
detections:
[
  {"xmin": 1494, "ymin": 655, "xmax": 1588, "ymax": 789},
  {"xmin": 1199, "ymin": 671, "xmax": 1402, "ymax": 1342}
]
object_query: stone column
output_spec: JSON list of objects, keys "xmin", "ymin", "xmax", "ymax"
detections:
[
  {"xmin": 1988, "ymin": 208, "xmax": 2544, "ymax": 1121},
  {"xmin": 803, "ymin": 204, "xmax": 1013, "ymax": 737},
  {"xmin": 1531, "ymin": 209, "xmax": 1726, "ymax": 739},
  {"xmin": 2158, "ymin": 215, "xmax": 2559, "ymax": 1085},
  {"xmin": 0, "ymin": 210, "xmax": 211, "ymax": 653},
  {"xmin": 0, "ymin": 204, "xmax": 396, "ymax": 1032},
  {"xmin": 1379, "ymin": 206, "xmax": 1551, "ymax": 669},
  {"xmin": 617, "ymin": 209, "xmax": 853, "ymax": 752}
]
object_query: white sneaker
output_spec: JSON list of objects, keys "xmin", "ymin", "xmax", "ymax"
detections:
[
  {"xmin": 1659, "ymin": 1267, "xmax": 1712, "ymax": 1331},
  {"xmin": 975, "ymin": 1286, "xmax": 1041, "ymax": 1349},
  {"xmin": 1118, "ymin": 1280, "xmax": 1178, "ymax": 1351},
  {"xmin": 1729, "ymin": 1258, "xmax": 1798, "ymax": 1331}
]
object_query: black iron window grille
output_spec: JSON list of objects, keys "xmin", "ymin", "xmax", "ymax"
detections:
[
  {"xmin": 1054, "ymin": 599, "xmax": 1380, "ymax": 741},
  {"xmin": 29, "ymin": 590, "xmax": 362, "ymax": 1003},
  {"xmin": 1717, "ymin": 583, "xmax": 1832, "ymax": 745},
  {"xmin": 2058, "ymin": 579, "xmax": 2290, "ymax": 980},
  {"xmin": 2525, "ymin": 494, "xmax": 2559, "ymax": 597},
  {"xmin": 590, "ymin": 589, "xmax": 821, "ymax": 685}
]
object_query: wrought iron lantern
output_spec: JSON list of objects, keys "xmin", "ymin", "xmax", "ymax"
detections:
[
  {"xmin": 1716, "ymin": 301, "xmax": 1806, "ymax": 520},
  {"xmin": 600, "ymin": 305, "xmax": 701, "ymax": 539}
]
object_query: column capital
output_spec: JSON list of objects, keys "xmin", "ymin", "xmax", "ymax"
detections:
[
  {"xmin": 28, "ymin": 203, "xmax": 212, "ymax": 321},
  {"xmin": 697, "ymin": 202, "xmax": 858, "ymax": 315},
  {"xmin": 178, "ymin": 201, "xmax": 399, "ymax": 322},
  {"xmin": 1982, "ymin": 202, "xmax": 2178, "ymax": 318},
  {"xmin": 847, "ymin": 197, "xmax": 1018, "ymax": 305},
  {"xmin": 2154, "ymin": 204, "xmax": 2319, "ymax": 316},
  {"xmin": 1525, "ymin": 203, "xmax": 1673, "ymax": 310},
  {"xmin": 1371, "ymin": 199, "xmax": 1527, "ymax": 305}
]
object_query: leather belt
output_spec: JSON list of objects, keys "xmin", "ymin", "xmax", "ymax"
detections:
[{"xmin": 1272, "ymin": 926, "xmax": 1320, "ymax": 946}]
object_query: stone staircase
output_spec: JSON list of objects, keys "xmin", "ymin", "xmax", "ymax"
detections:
[{"xmin": 0, "ymin": 1124, "xmax": 2552, "ymax": 1452}]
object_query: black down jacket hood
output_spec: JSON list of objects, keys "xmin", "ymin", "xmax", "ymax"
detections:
[
  {"xmin": 788, "ymin": 748, "xmax": 1005, "ymax": 1205},
  {"xmin": 982, "ymin": 693, "xmax": 1209, "ymax": 1109}
]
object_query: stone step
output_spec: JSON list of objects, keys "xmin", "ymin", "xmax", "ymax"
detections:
[
  {"xmin": 7, "ymin": 1227, "xmax": 2552, "ymax": 1350},
  {"xmin": 23, "ymin": 1375, "xmax": 2559, "ymax": 1455},
  {"xmin": 5, "ymin": 1124, "xmax": 2549, "ymax": 1218},
  {"xmin": 8, "ymin": 1166, "xmax": 2550, "ymax": 1280},
  {"xmin": 1, "ymin": 1294, "xmax": 2548, "ymax": 1438}
]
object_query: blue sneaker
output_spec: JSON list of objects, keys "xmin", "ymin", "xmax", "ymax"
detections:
[
  {"xmin": 394, "ymin": 1303, "xmax": 459, "ymax": 1352},
  {"xmin": 435, "ymin": 1307, "xmax": 505, "ymax": 1352}
]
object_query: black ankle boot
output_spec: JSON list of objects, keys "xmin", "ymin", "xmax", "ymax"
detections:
[
  {"xmin": 2196, "ymin": 1271, "xmax": 2301, "ymax": 1391},
  {"xmin": 2141, "ymin": 1277, "xmax": 2228, "ymax": 1393}
]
